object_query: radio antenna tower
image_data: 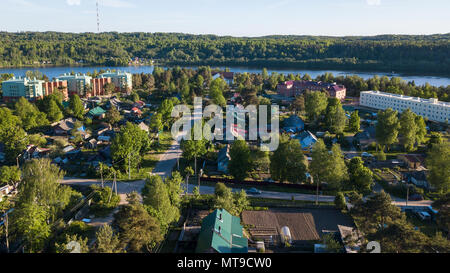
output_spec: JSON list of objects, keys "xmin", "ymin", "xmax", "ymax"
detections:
[{"xmin": 96, "ymin": 0, "xmax": 100, "ymax": 33}]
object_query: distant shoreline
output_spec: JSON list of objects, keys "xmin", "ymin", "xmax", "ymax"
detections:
[{"xmin": 1, "ymin": 62, "xmax": 450, "ymax": 81}]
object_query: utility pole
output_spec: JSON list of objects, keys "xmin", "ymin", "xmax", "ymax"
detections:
[
  {"xmin": 96, "ymin": 0, "xmax": 100, "ymax": 33},
  {"xmin": 5, "ymin": 212, "xmax": 9, "ymax": 253},
  {"xmin": 406, "ymin": 184, "xmax": 410, "ymax": 207},
  {"xmin": 100, "ymin": 163, "xmax": 104, "ymax": 188},
  {"xmin": 128, "ymin": 153, "xmax": 131, "ymax": 180},
  {"xmin": 314, "ymin": 176, "xmax": 319, "ymax": 206},
  {"xmin": 5, "ymin": 211, "xmax": 9, "ymax": 253},
  {"xmin": 108, "ymin": 170, "xmax": 117, "ymax": 203},
  {"xmin": 114, "ymin": 171, "xmax": 117, "ymax": 195}
]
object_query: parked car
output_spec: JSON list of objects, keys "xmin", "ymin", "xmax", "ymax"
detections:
[{"xmin": 246, "ymin": 188, "xmax": 262, "ymax": 195}]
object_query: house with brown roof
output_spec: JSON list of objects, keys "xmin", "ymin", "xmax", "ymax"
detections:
[
  {"xmin": 398, "ymin": 154, "xmax": 426, "ymax": 170},
  {"xmin": 53, "ymin": 117, "xmax": 78, "ymax": 135}
]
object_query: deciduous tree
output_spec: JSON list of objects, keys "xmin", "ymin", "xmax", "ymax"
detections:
[
  {"xmin": 228, "ymin": 140, "xmax": 251, "ymax": 181},
  {"xmin": 270, "ymin": 137, "xmax": 308, "ymax": 183},
  {"xmin": 376, "ymin": 108, "xmax": 400, "ymax": 149},
  {"xmin": 305, "ymin": 91, "xmax": 328, "ymax": 122},
  {"xmin": 426, "ymin": 142, "xmax": 450, "ymax": 193}
]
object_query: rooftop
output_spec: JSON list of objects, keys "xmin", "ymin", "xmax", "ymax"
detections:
[
  {"xmin": 196, "ymin": 208, "xmax": 247, "ymax": 253},
  {"xmin": 361, "ymin": 90, "xmax": 450, "ymax": 107},
  {"xmin": 2, "ymin": 77, "xmax": 45, "ymax": 84}
]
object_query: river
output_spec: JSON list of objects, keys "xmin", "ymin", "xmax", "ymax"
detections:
[{"xmin": 1, "ymin": 65, "xmax": 449, "ymax": 87}]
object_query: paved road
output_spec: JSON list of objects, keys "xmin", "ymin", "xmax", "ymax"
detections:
[
  {"xmin": 62, "ymin": 110, "xmax": 196, "ymax": 203},
  {"xmin": 372, "ymin": 181, "xmax": 433, "ymax": 207},
  {"xmin": 152, "ymin": 140, "xmax": 182, "ymax": 179},
  {"xmin": 185, "ymin": 183, "xmax": 335, "ymax": 202}
]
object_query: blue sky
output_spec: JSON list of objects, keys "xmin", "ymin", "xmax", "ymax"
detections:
[{"xmin": 0, "ymin": 0, "xmax": 449, "ymax": 36}]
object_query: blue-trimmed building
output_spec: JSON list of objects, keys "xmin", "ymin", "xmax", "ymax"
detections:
[
  {"xmin": 99, "ymin": 70, "xmax": 132, "ymax": 93},
  {"xmin": 2, "ymin": 77, "xmax": 45, "ymax": 102},
  {"xmin": 56, "ymin": 73, "xmax": 92, "ymax": 97}
]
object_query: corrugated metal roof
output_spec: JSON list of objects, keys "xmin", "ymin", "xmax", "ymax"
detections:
[{"xmin": 196, "ymin": 209, "xmax": 248, "ymax": 253}]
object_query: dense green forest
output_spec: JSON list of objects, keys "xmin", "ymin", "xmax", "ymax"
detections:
[{"xmin": 1, "ymin": 32, "xmax": 450, "ymax": 74}]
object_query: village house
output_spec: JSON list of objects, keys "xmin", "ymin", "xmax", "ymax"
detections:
[
  {"xmin": 23, "ymin": 145, "xmax": 51, "ymax": 160},
  {"xmin": 292, "ymin": 131, "xmax": 318, "ymax": 151},
  {"xmin": 86, "ymin": 139, "xmax": 98, "ymax": 149},
  {"xmin": 137, "ymin": 122, "xmax": 149, "ymax": 132},
  {"xmin": 196, "ymin": 209, "xmax": 248, "ymax": 253},
  {"xmin": 87, "ymin": 106, "xmax": 107, "ymax": 120},
  {"xmin": 282, "ymin": 115, "xmax": 305, "ymax": 133},
  {"xmin": 53, "ymin": 117, "xmax": 78, "ymax": 135},
  {"xmin": 217, "ymin": 145, "xmax": 231, "ymax": 173},
  {"xmin": 405, "ymin": 171, "xmax": 431, "ymax": 190},
  {"xmin": 0, "ymin": 185, "xmax": 13, "ymax": 202},
  {"xmin": 212, "ymin": 71, "xmax": 234, "ymax": 86},
  {"xmin": 133, "ymin": 100, "xmax": 146, "ymax": 109},
  {"xmin": 398, "ymin": 154, "xmax": 426, "ymax": 170},
  {"xmin": 354, "ymin": 127, "xmax": 376, "ymax": 150}
]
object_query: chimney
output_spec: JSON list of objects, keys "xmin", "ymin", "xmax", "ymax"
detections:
[
  {"xmin": 219, "ymin": 213, "xmax": 222, "ymax": 221},
  {"xmin": 218, "ymin": 226, "xmax": 221, "ymax": 234}
]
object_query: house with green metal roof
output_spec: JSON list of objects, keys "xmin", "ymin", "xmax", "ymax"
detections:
[
  {"xmin": 196, "ymin": 209, "xmax": 248, "ymax": 253},
  {"xmin": 87, "ymin": 106, "xmax": 106, "ymax": 118}
]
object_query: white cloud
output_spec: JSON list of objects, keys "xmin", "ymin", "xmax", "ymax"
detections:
[
  {"xmin": 100, "ymin": 0, "xmax": 135, "ymax": 8},
  {"xmin": 366, "ymin": 0, "xmax": 381, "ymax": 6}
]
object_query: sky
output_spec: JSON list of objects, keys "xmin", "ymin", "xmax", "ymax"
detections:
[{"xmin": 0, "ymin": 0, "xmax": 449, "ymax": 36}]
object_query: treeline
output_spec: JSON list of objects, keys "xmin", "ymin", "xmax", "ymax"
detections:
[
  {"xmin": 131, "ymin": 67, "xmax": 450, "ymax": 102},
  {"xmin": 1, "ymin": 32, "xmax": 450, "ymax": 73}
]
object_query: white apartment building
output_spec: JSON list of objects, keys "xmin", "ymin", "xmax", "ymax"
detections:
[{"xmin": 360, "ymin": 91, "xmax": 450, "ymax": 123}]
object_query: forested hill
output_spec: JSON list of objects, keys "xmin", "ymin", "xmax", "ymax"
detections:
[{"xmin": 1, "ymin": 32, "xmax": 450, "ymax": 74}]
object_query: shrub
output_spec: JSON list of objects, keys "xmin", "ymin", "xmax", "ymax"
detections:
[
  {"xmin": 334, "ymin": 192, "xmax": 346, "ymax": 210},
  {"xmin": 90, "ymin": 185, "xmax": 120, "ymax": 216}
]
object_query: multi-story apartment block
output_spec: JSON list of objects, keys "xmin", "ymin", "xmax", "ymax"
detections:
[
  {"xmin": 42, "ymin": 79, "xmax": 68, "ymax": 100},
  {"xmin": 360, "ymin": 91, "xmax": 450, "ymax": 123},
  {"xmin": 91, "ymin": 77, "xmax": 112, "ymax": 96},
  {"xmin": 2, "ymin": 77, "xmax": 45, "ymax": 102},
  {"xmin": 277, "ymin": 80, "xmax": 346, "ymax": 100},
  {"xmin": 56, "ymin": 73, "xmax": 92, "ymax": 97},
  {"xmin": 99, "ymin": 70, "xmax": 132, "ymax": 93}
]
